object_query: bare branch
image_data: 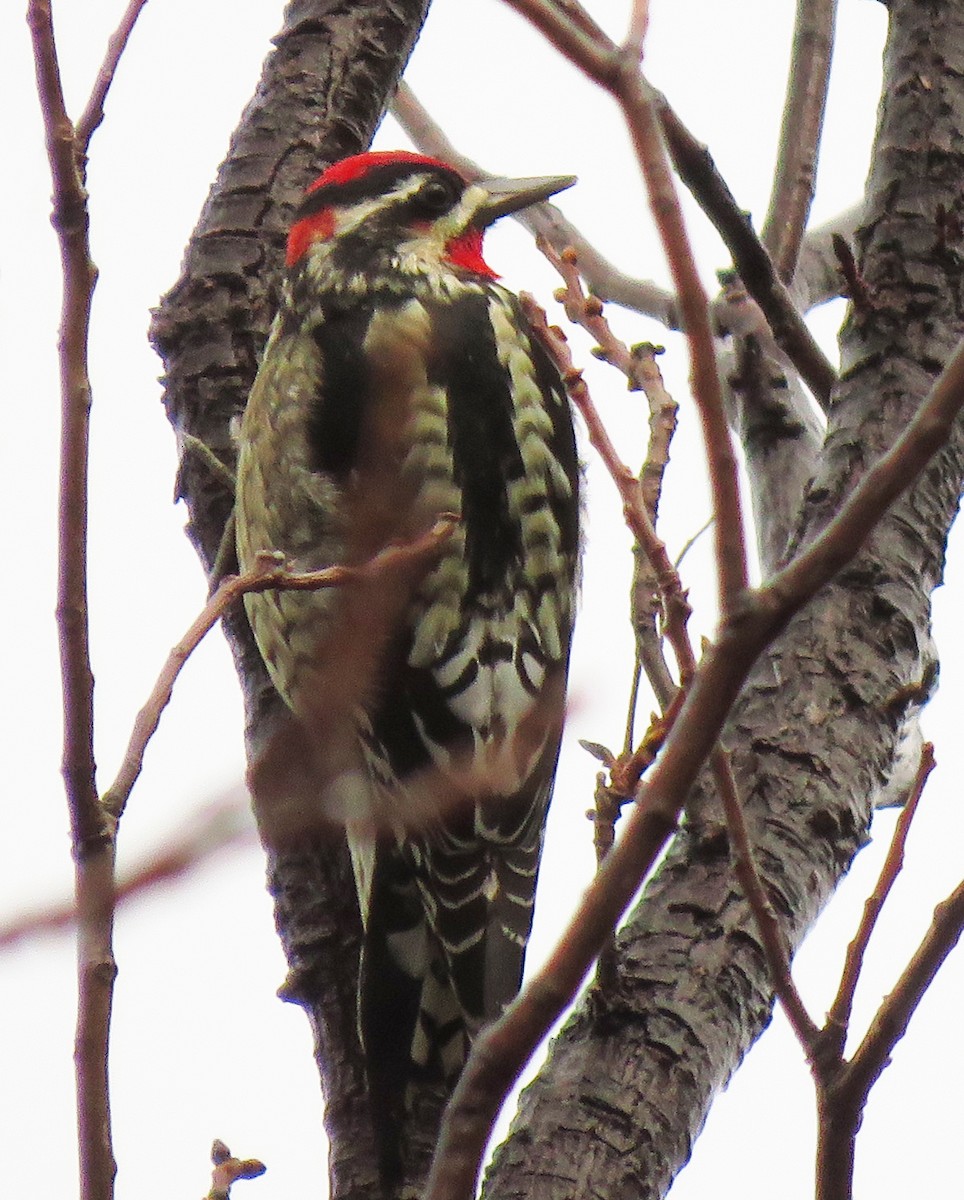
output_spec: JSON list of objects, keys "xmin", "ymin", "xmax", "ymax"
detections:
[
  {"xmin": 824, "ymin": 743, "xmax": 936, "ymax": 1054},
  {"xmin": 102, "ymin": 519, "xmax": 456, "ymax": 821},
  {"xmin": 622, "ymin": 0, "xmax": 650, "ymax": 61},
  {"xmin": 0, "ymin": 796, "xmax": 252, "ymax": 949},
  {"xmin": 27, "ymin": 4, "xmax": 115, "ymax": 1197},
  {"xmin": 631, "ymin": 346, "xmax": 682, "ymax": 711},
  {"xmin": 762, "ymin": 0, "xmax": 838, "ymax": 279},
  {"xmin": 28, "ymin": 2, "xmax": 99, "ymax": 851},
  {"xmin": 815, "ymin": 865, "xmax": 964, "ymax": 1200},
  {"xmin": 542, "ymin": 241, "xmax": 659, "ymax": 391},
  {"xmin": 847, "ymin": 873, "xmax": 964, "ymax": 1112},
  {"xmin": 521, "ymin": 296, "xmax": 694, "ymax": 685},
  {"xmin": 654, "ymin": 93, "xmax": 837, "ymax": 407},
  {"xmin": 714, "ymin": 754, "xmax": 821, "ymax": 1051},
  {"xmin": 75, "ymin": 0, "xmax": 150, "ymax": 153},
  {"xmin": 536, "ymin": 238, "xmax": 682, "ymax": 709},
  {"xmin": 617, "ymin": 75, "xmax": 750, "ymax": 613}
]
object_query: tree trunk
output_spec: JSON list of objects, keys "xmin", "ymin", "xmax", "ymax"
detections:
[{"xmin": 150, "ymin": 3, "xmax": 431, "ymax": 1197}]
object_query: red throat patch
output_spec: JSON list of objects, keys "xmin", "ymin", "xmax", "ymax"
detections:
[{"xmin": 443, "ymin": 228, "xmax": 499, "ymax": 280}]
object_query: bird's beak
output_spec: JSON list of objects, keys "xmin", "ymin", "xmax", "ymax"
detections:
[{"xmin": 473, "ymin": 174, "xmax": 576, "ymax": 227}]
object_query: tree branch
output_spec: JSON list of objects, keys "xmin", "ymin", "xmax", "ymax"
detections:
[
  {"xmin": 28, "ymin": 5, "xmax": 116, "ymax": 1197},
  {"xmin": 616, "ymin": 69, "xmax": 749, "ymax": 613},
  {"xmin": 504, "ymin": 0, "xmax": 752, "ymax": 614},
  {"xmin": 722, "ymin": 330, "xmax": 823, "ymax": 574},
  {"xmin": 655, "ymin": 93, "xmax": 838, "ymax": 407},
  {"xmin": 810, "ymin": 742, "xmax": 936, "ymax": 1199},
  {"xmin": 762, "ymin": 0, "xmax": 838, "ymax": 279},
  {"xmin": 824, "ymin": 743, "xmax": 936, "ymax": 1051},
  {"xmin": 75, "ymin": 0, "xmax": 150, "ymax": 153},
  {"xmin": 487, "ymin": 8, "xmax": 964, "ymax": 1196}
]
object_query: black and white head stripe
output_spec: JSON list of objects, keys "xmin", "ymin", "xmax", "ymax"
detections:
[{"xmin": 294, "ymin": 162, "xmax": 468, "ymax": 222}]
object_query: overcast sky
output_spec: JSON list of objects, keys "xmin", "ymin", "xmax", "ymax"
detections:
[{"xmin": 4, "ymin": 2, "xmax": 964, "ymax": 1197}]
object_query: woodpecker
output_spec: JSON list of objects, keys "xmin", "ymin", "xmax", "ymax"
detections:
[{"xmin": 235, "ymin": 150, "xmax": 579, "ymax": 1160}]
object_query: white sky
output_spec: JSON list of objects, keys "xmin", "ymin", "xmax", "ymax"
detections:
[{"xmin": 4, "ymin": 1, "xmax": 964, "ymax": 1197}]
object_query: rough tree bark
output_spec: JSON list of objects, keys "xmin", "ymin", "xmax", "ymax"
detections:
[
  {"xmin": 485, "ymin": 5, "xmax": 964, "ymax": 1197},
  {"xmin": 150, "ymin": 1, "xmax": 964, "ymax": 1198},
  {"xmin": 150, "ymin": 3, "xmax": 431, "ymax": 1197}
]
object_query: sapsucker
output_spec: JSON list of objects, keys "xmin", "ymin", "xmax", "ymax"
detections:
[{"xmin": 235, "ymin": 150, "xmax": 579, "ymax": 1152}]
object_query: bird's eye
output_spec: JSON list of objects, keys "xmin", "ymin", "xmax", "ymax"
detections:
[{"xmin": 417, "ymin": 177, "xmax": 458, "ymax": 215}]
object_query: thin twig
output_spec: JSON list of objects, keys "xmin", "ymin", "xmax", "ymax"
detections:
[
  {"xmin": 809, "ymin": 741, "xmax": 936, "ymax": 1198},
  {"xmin": 0, "ymin": 796, "xmax": 253, "ymax": 949},
  {"xmin": 622, "ymin": 0, "xmax": 649, "ymax": 61},
  {"xmin": 815, "ymin": 870, "xmax": 964, "ymax": 1200},
  {"xmin": 675, "ymin": 515, "xmax": 714, "ymax": 567},
  {"xmin": 27, "ymin": 4, "xmax": 100, "ymax": 850},
  {"xmin": 630, "ymin": 346, "xmax": 681, "ymax": 714},
  {"xmin": 761, "ymin": 0, "xmax": 838, "ymax": 279},
  {"xmin": 846, "ymin": 872, "xmax": 964, "ymax": 1105},
  {"xmin": 622, "ymin": 661, "xmax": 643, "ymax": 753},
  {"xmin": 511, "ymin": 2, "xmax": 751, "ymax": 614},
  {"xmin": 521, "ymin": 295, "xmax": 694, "ymax": 685},
  {"xmin": 181, "ymin": 431, "xmax": 237, "ymax": 491},
  {"xmin": 102, "ymin": 518, "xmax": 456, "ymax": 821},
  {"xmin": 616, "ymin": 74, "xmax": 751, "ymax": 614},
  {"xmin": 634, "ymin": 346, "xmax": 678, "ymax": 515},
  {"xmin": 823, "ymin": 743, "xmax": 936, "ymax": 1056},
  {"xmin": 540, "ymin": 239, "xmax": 681, "ymax": 724},
  {"xmin": 75, "ymin": 0, "xmax": 150, "ymax": 153},
  {"xmin": 714, "ymin": 752, "xmax": 821, "ymax": 1050},
  {"xmin": 542, "ymin": 239, "xmax": 659, "ymax": 392}
]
